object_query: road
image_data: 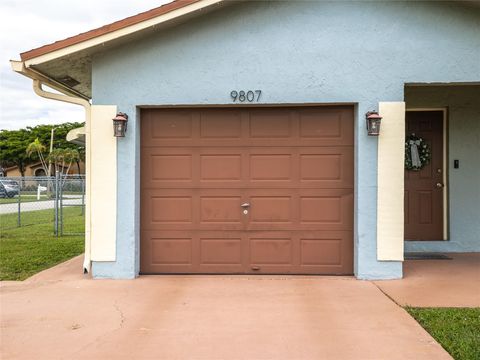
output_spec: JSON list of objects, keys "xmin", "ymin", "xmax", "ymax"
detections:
[{"xmin": 0, "ymin": 196, "xmax": 84, "ymax": 215}]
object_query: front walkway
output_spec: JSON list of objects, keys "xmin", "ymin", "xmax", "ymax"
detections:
[
  {"xmin": 375, "ymin": 253, "xmax": 480, "ymax": 307},
  {"xmin": 0, "ymin": 257, "xmax": 450, "ymax": 360}
]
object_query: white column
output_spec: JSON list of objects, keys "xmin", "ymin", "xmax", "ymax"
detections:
[
  {"xmin": 90, "ymin": 105, "xmax": 117, "ymax": 261},
  {"xmin": 377, "ymin": 102, "xmax": 405, "ymax": 261}
]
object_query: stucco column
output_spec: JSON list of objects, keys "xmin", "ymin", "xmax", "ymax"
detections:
[
  {"xmin": 355, "ymin": 102, "xmax": 403, "ymax": 280},
  {"xmin": 92, "ymin": 104, "xmax": 139, "ymax": 279}
]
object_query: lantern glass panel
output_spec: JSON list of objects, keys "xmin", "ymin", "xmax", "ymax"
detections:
[
  {"xmin": 113, "ymin": 120, "xmax": 126, "ymax": 137},
  {"xmin": 368, "ymin": 119, "xmax": 381, "ymax": 136}
]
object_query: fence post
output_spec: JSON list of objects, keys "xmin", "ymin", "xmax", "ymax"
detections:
[
  {"xmin": 54, "ymin": 171, "xmax": 59, "ymax": 237},
  {"xmin": 17, "ymin": 183, "xmax": 21, "ymax": 227},
  {"xmin": 60, "ymin": 174, "xmax": 64, "ymax": 237},
  {"xmin": 81, "ymin": 176, "xmax": 85, "ymax": 216}
]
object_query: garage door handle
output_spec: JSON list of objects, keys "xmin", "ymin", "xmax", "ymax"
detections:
[{"xmin": 241, "ymin": 203, "xmax": 250, "ymax": 208}]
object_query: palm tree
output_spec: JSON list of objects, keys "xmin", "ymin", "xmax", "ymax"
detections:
[
  {"xmin": 26, "ymin": 138, "xmax": 49, "ymax": 175},
  {"xmin": 62, "ymin": 148, "xmax": 80, "ymax": 176},
  {"xmin": 48, "ymin": 148, "xmax": 80, "ymax": 186}
]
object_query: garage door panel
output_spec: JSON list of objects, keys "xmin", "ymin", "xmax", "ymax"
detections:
[
  {"xmin": 200, "ymin": 153, "xmax": 243, "ymax": 182},
  {"xmin": 299, "ymin": 109, "xmax": 342, "ymax": 137},
  {"xmin": 142, "ymin": 189, "xmax": 245, "ymax": 231},
  {"xmin": 150, "ymin": 154, "xmax": 192, "ymax": 181},
  {"xmin": 301, "ymin": 239, "xmax": 342, "ymax": 266},
  {"xmin": 199, "ymin": 238, "xmax": 243, "ymax": 266},
  {"xmin": 245, "ymin": 189, "xmax": 295, "ymax": 231},
  {"xmin": 298, "ymin": 107, "xmax": 353, "ymax": 146},
  {"xmin": 299, "ymin": 231, "xmax": 353, "ymax": 273},
  {"xmin": 149, "ymin": 197, "xmax": 194, "ymax": 227},
  {"xmin": 200, "ymin": 109, "xmax": 242, "ymax": 138},
  {"xmin": 245, "ymin": 189, "xmax": 352, "ymax": 231},
  {"xmin": 143, "ymin": 148, "xmax": 247, "ymax": 188},
  {"xmin": 142, "ymin": 109, "xmax": 194, "ymax": 141},
  {"xmin": 141, "ymin": 148, "xmax": 194, "ymax": 188},
  {"xmin": 200, "ymin": 196, "xmax": 243, "ymax": 224},
  {"xmin": 300, "ymin": 154, "xmax": 341, "ymax": 180},
  {"xmin": 141, "ymin": 231, "xmax": 196, "ymax": 273},
  {"xmin": 299, "ymin": 192, "xmax": 353, "ymax": 230},
  {"xmin": 249, "ymin": 196, "xmax": 293, "ymax": 224},
  {"xmin": 249, "ymin": 109, "xmax": 292, "ymax": 138},
  {"xmin": 250, "ymin": 237, "xmax": 293, "ymax": 265},
  {"xmin": 141, "ymin": 193, "xmax": 194, "ymax": 228},
  {"xmin": 151, "ymin": 238, "xmax": 192, "ymax": 265},
  {"xmin": 299, "ymin": 147, "xmax": 354, "ymax": 188},
  {"xmin": 142, "ymin": 231, "xmax": 247, "ymax": 273},
  {"xmin": 250, "ymin": 154, "xmax": 292, "ymax": 181}
]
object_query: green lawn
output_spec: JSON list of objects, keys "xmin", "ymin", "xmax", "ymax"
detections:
[
  {"xmin": 406, "ymin": 307, "xmax": 480, "ymax": 360},
  {"xmin": 0, "ymin": 208, "xmax": 84, "ymax": 280}
]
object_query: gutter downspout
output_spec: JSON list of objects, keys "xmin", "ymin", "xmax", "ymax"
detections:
[
  {"xmin": 11, "ymin": 58, "xmax": 93, "ymax": 274},
  {"xmin": 31, "ymin": 80, "xmax": 92, "ymax": 273}
]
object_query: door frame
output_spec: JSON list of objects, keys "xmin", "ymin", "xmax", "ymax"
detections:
[{"xmin": 405, "ymin": 107, "xmax": 449, "ymax": 241}]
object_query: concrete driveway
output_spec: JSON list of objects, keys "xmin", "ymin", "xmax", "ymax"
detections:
[
  {"xmin": 376, "ymin": 253, "xmax": 480, "ymax": 307},
  {"xmin": 1, "ymin": 257, "xmax": 450, "ymax": 360}
]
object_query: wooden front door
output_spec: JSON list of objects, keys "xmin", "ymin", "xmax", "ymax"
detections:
[
  {"xmin": 404, "ymin": 111, "xmax": 444, "ymax": 240},
  {"xmin": 140, "ymin": 106, "xmax": 354, "ymax": 274}
]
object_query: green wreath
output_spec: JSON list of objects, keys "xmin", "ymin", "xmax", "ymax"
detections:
[{"xmin": 405, "ymin": 133, "xmax": 431, "ymax": 171}]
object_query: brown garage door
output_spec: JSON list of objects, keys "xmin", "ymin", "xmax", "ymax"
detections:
[{"xmin": 141, "ymin": 106, "xmax": 353, "ymax": 274}]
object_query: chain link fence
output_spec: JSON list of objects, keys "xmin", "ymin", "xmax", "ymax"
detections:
[{"xmin": 0, "ymin": 174, "xmax": 85, "ymax": 236}]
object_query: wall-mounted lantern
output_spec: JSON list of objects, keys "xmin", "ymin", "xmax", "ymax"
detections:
[
  {"xmin": 366, "ymin": 110, "xmax": 382, "ymax": 136},
  {"xmin": 113, "ymin": 112, "xmax": 128, "ymax": 137}
]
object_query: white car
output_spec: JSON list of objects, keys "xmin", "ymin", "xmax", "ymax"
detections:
[{"xmin": 0, "ymin": 179, "xmax": 20, "ymax": 198}]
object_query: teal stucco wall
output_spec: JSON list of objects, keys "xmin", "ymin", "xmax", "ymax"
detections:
[{"xmin": 90, "ymin": 1, "xmax": 480, "ymax": 279}]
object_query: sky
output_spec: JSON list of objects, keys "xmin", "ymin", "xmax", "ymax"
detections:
[{"xmin": 0, "ymin": 0, "xmax": 170, "ymax": 130}]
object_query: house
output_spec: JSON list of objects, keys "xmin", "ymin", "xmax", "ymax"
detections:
[
  {"xmin": 3, "ymin": 161, "xmax": 85, "ymax": 177},
  {"xmin": 11, "ymin": 0, "xmax": 480, "ymax": 279},
  {"xmin": 3, "ymin": 162, "xmax": 48, "ymax": 177}
]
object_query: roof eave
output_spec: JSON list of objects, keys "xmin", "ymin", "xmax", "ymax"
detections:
[
  {"xmin": 10, "ymin": 60, "xmax": 90, "ymax": 100},
  {"xmin": 19, "ymin": 0, "xmax": 225, "ymax": 67}
]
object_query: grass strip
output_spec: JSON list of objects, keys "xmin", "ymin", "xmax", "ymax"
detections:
[
  {"xmin": 0, "ymin": 207, "xmax": 84, "ymax": 280},
  {"xmin": 406, "ymin": 307, "xmax": 480, "ymax": 360}
]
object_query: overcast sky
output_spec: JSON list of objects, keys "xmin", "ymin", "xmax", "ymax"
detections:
[{"xmin": 0, "ymin": 0, "xmax": 169, "ymax": 130}]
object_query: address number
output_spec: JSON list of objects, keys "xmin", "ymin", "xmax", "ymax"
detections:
[{"xmin": 231, "ymin": 90, "xmax": 262, "ymax": 103}]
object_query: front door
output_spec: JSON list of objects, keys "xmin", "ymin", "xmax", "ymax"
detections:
[{"xmin": 404, "ymin": 110, "xmax": 444, "ymax": 240}]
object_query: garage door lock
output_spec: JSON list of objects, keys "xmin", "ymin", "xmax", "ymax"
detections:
[{"xmin": 241, "ymin": 202, "xmax": 250, "ymax": 215}]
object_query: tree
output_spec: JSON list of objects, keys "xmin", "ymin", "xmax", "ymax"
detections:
[
  {"xmin": 26, "ymin": 138, "xmax": 49, "ymax": 175},
  {"xmin": 0, "ymin": 129, "xmax": 32, "ymax": 177},
  {"xmin": 28, "ymin": 122, "xmax": 84, "ymax": 152},
  {"xmin": 1, "ymin": 122, "xmax": 85, "ymax": 177},
  {"xmin": 48, "ymin": 148, "xmax": 80, "ymax": 176},
  {"xmin": 30, "ymin": 122, "xmax": 85, "ymax": 175}
]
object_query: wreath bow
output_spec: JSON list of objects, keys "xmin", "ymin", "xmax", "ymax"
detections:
[
  {"xmin": 405, "ymin": 133, "xmax": 430, "ymax": 171},
  {"xmin": 409, "ymin": 139, "xmax": 422, "ymax": 168}
]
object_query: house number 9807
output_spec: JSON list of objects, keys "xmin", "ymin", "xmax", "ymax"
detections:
[{"xmin": 230, "ymin": 90, "xmax": 262, "ymax": 103}]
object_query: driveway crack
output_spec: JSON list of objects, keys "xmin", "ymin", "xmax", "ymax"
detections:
[
  {"xmin": 113, "ymin": 300, "xmax": 126, "ymax": 329},
  {"xmin": 69, "ymin": 296, "xmax": 127, "ymax": 357},
  {"xmin": 371, "ymin": 281, "xmax": 402, "ymax": 307}
]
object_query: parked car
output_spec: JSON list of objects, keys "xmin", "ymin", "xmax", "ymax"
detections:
[{"xmin": 0, "ymin": 179, "xmax": 20, "ymax": 198}]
